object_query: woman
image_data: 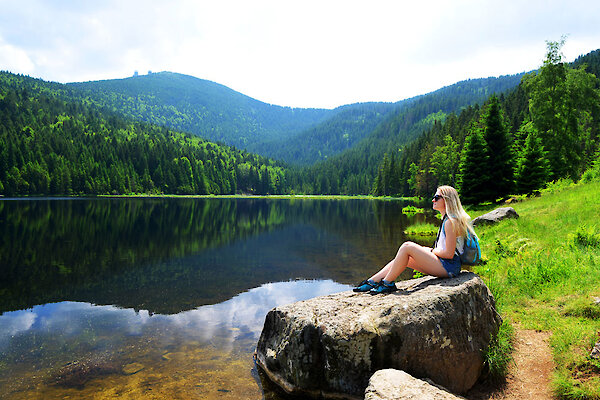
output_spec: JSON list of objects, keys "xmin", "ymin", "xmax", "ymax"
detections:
[{"xmin": 353, "ymin": 185, "xmax": 474, "ymax": 294}]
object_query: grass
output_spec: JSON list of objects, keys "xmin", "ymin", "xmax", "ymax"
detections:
[
  {"xmin": 402, "ymin": 205, "xmax": 424, "ymax": 214},
  {"xmin": 404, "ymin": 222, "xmax": 437, "ymax": 237},
  {"xmin": 470, "ymin": 179, "xmax": 600, "ymax": 399}
]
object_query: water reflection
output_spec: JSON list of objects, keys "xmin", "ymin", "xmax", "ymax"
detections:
[
  {"xmin": 0, "ymin": 280, "xmax": 351, "ymax": 399},
  {"xmin": 0, "ymin": 197, "xmax": 438, "ymax": 399},
  {"xmin": 1, "ymin": 198, "xmax": 434, "ymax": 314}
]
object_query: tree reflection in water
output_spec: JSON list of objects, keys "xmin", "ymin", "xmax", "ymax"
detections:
[{"xmin": 0, "ymin": 197, "xmax": 435, "ymax": 399}]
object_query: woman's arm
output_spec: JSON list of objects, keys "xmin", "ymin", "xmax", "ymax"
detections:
[{"xmin": 432, "ymin": 218, "xmax": 457, "ymax": 259}]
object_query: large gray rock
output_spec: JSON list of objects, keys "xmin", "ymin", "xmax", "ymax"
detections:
[
  {"xmin": 255, "ymin": 272, "xmax": 501, "ymax": 399},
  {"xmin": 365, "ymin": 369, "xmax": 465, "ymax": 400},
  {"xmin": 472, "ymin": 207, "xmax": 519, "ymax": 226}
]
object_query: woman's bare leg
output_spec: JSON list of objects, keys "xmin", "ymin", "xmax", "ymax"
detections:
[
  {"xmin": 368, "ymin": 259, "xmax": 394, "ymax": 282},
  {"xmin": 382, "ymin": 241, "xmax": 447, "ymax": 282}
]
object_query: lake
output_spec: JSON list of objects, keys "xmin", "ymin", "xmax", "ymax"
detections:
[{"xmin": 0, "ymin": 197, "xmax": 437, "ymax": 399}]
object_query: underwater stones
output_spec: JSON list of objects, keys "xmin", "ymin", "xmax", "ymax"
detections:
[
  {"xmin": 365, "ymin": 369, "xmax": 465, "ymax": 400},
  {"xmin": 122, "ymin": 362, "xmax": 145, "ymax": 375},
  {"xmin": 255, "ymin": 272, "xmax": 501, "ymax": 398},
  {"xmin": 50, "ymin": 355, "xmax": 122, "ymax": 388},
  {"xmin": 472, "ymin": 207, "xmax": 519, "ymax": 226}
]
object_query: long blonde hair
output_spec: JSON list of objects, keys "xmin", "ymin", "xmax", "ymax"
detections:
[{"xmin": 438, "ymin": 185, "xmax": 474, "ymax": 237}]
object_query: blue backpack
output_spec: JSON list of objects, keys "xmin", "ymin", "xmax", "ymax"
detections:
[
  {"xmin": 435, "ymin": 215, "xmax": 481, "ymax": 265},
  {"xmin": 460, "ymin": 230, "xmax": 481, "ymax": 265}
]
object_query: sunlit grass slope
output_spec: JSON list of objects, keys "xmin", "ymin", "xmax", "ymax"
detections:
[{"xmin": 472, "ymin": 179, "xmax": 600, "ymax": 399}]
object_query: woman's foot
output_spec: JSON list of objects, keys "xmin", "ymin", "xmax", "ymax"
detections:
[
  {"xmin": 353, "ymin": 279, "xmax": 379, "ymax": 292},
  {"xmin": 369, "ymin": 280, "xmax": 397, "ymax": 294}
]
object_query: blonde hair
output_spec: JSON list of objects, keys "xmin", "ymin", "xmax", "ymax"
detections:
[{"xmin": 438, "ymin": 185, "xmax": 475, "ymax": 237}]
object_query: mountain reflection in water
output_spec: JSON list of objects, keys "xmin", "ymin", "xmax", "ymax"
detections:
[{"xmin": 0, "ymin": 280, "xmax": 350, "ymax": 399}]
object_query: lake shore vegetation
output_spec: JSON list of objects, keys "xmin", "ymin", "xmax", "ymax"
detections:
[{"xmin": 470, "ymin": 176, "xmax": 600, "ymax": 399}]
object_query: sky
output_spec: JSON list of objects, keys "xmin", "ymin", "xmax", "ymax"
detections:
[{"xmin": 1, "ymin": 1, "xmax": 599, "ymax": 109}]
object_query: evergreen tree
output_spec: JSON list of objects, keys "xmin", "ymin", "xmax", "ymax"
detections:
[
  {"xmin": 515, "ymin": 123, "xmax": 550, "ymax": 194},
  {"xmin": 524, "ymin": 38, "xmax": 600, "ymax": 179},
  {"xmin": 458, "ymin": 126, "xmax": 491, "ymax": 204},
  {"xmin": 372, "ymin": 153, "xmax": 389, "ymax": 196},
  {"xmin": 480, "ymin": 95, "xmax": 514, "ymax": 200}
]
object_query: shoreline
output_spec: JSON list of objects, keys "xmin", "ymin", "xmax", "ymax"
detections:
[{"xmin": 0, "ymin": 194, "xmax": 421, "ymax": 202}]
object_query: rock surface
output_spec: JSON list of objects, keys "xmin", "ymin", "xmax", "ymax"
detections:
[
  {"xmin": 591, "ymin": 341, "xmax": 600, "ymax": 359},
  {"xmin": 365, "ymin": 369, "xmax": 465, "ymax": 400},
  {"xmin": 472, "ymin": 207, "xmax": 519, "ymax": 226},
  {"xmin": 255, "ymin": 272, "xmax": 501, "ymax": 399}
]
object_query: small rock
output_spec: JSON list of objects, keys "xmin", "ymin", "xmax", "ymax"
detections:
[
  {"xmin": 365, "ymin": 369, "xmax": 465, "ymax": 400},
  {"xmin": 472, "ymin": 207, "xmax": 519, "ymax": 226},
  {"xmin": 122, "ymin": 362, "xmax": 144, "ymax": 375},
  {"xmin": 591, "ymin": 341, "xmax": 600, "ymax": 359}
]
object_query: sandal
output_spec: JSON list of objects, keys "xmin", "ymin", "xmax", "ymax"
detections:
[
  {"xmin": 369, "ymin": 280, "xmax": 397, "ymax": 295},
  {"xmin": 353, "ymin": 279, "xmax": 379, "ymax": 292}
]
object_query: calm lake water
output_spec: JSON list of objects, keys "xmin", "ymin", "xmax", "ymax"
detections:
[{"xmin": 0, "ymin": 197, "xmax": 436, "ymax": 399}]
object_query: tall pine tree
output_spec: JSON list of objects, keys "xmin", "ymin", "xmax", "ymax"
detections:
[
  {"xmin": 524, "ymin": 38, "xmax": 600, "ymax": 179},
  {"xmin": 480, "ymin": 95, "xmax": 514, "ymax": 200},
  {"xmin": 515, "ymin": 122, "xmax": 550, "ymax": 194},
  {"xmin": 458, "ymin": 125, "xmax": 491, "ymax": 204}
]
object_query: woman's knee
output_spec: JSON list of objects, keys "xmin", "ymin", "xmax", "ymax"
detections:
[
  {"xmin": 399, "ymin": 241, "xmax": 419, "ymax": 251},
  {"xmin": 396, "ymin": 241, "xmax": 419, "ymax": 257}
]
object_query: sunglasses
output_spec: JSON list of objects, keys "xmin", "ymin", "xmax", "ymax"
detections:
[{"xmin": 432, "ymin": 194, "xmax": 444, "ymax": 201}]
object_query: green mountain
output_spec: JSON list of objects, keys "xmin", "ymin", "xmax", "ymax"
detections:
[
  {"xmin": 260, "ymin": 102, "xmax": 398, "ymax": 165},
  {"xmin": 67, "ymin": 71, "xmax": 332, "ymax": 151},
  {"xmin": 65, "ymin": 72, "xmax": 522, "ymax": 168},
  {"xmin": 367, "ymin": 45, "xmax": 600, "ymax": 200},
  {"xmin": 290, "ymin": 74, "xmax": 525, "ymax": 194},
  {"xmin": 5, "ymin": 44, "xmax": 596, "ymax": 198},
  {"xmin": 0, "ymin": 71, "xmax": 287, "ymax": 196}
]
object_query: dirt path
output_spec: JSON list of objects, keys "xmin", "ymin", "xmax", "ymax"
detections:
[{"xmin": 467, "ymin": 328, "xmax": 554, "ymax": 400}]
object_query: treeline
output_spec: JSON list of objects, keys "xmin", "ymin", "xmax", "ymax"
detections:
[
  {"xmin": 286, "ymin": 74, "xmax": 524, "ymax": 194},
  {"xmin": 0, "ymin": 73, "xmax": 287, "ymax": 196},
  {"xmin": 371, "ymin": 40, "xmax": 600, "ymax": 203}
]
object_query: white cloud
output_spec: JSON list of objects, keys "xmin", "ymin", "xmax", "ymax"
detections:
[
  {"xmin": 0, "ymin": 280, "xmax": 352, "ymax": 355},
  {"xmin": 0, "ymin": 0, "xmax": 599, "ymax": 108},
  {"xmin": 0, "ymin": 35, "xmax": 35, "ymax": 74}
]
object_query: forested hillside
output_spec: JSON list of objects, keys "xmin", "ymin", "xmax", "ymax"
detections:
[
  {"xmin": 68, "ymin": 72, "xmax": 332, "ymax": 151},
  {"xmin": 2, "ymin": 44, "xmax": 599, "ymax": 201},
  {"xmin": 65, "ymin": 72, "xmax": 522, "ymax": 168},
  {"xmin": 288, "ymin": 74, "xmax": 524, "ymax": 194},
  {"xmin": 371, "ymin": 41, "xmax": 600, "ymax": 203},
  {"xmin": 0, "ymin": 72, "xmax": 287, "ymax": 196},
  {"xmin": 260, "ymin": 102, "xmax": 398, "ymax": 165}
]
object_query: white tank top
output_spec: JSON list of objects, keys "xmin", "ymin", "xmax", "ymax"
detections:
[{"xmin": 436, "ymin": 216, "xmax": 465, "ymax": 255}]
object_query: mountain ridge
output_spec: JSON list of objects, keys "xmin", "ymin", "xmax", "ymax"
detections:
[
  {"xmin": 67, "ymin": 71, "xmax": 334, "ymax": 151},
  {"xmin": 65, "ymin": 70, "xmax": 524, "ymax": 166}
]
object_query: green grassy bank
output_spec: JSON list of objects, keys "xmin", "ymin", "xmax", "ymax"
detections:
[{"xmin": 470, "ymin": 179, "xmax": 600, "ymax": 399}]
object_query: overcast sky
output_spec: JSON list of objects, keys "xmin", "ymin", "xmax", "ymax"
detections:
[{"xmin": 1, "ymin": 1, "xmax": 599, "ymax": 109}]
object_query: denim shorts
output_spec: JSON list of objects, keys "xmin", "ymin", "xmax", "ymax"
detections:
[{"xmin": 438, "ymin": 254, "xmax": 461, "ymax": 278}]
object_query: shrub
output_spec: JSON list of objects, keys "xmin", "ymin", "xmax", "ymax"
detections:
[{"xmin": 569, "ymin": 225, "xmax": 600, "ymax": 248}]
